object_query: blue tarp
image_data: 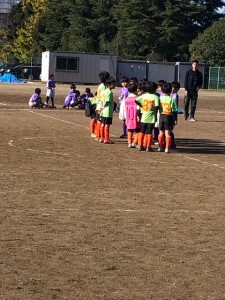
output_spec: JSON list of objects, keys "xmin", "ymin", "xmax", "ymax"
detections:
[{"xmin": 0, "ymin": 73, "xmax": 24, "ymax": 83}]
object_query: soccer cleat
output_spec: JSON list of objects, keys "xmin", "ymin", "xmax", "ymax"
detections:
[
  {"xmin": 139, "ymin": 146, "xmax": 145, "ymax": 151},
  {"xmin": 120, "ymin": 134, "xmax": 127, "ymax": 139},
  {"xmin": 154, "ymin": 142, "xmax": 159, "ymax": 146},
  {"xmin": 128, "ymin": 144, "xmax": 132, "ymax": 148},
  {"xmin": 158, "ymin": 147, "xmax": 164, "ymax": 152},
  {"xmin": 189, "ymin": 117, "xmax": 196, "ymax": 122},
  {"xmin": 131, "ymin": 143, "xmax": 138, "ymax": 148},
  {"xmin": 104, "ymin": 140, "xmax": 114, "ymax": 144},
  {"xmin": 91, "ymin": 133, "xmax": 96, "ymax": 138},
  {"xmin": 165, "ymin": 148, "xmax": 170, "ymax": 153},
  {"xmin": 146, "ymin": 147, "xmax": 154, "ymax": 152}
]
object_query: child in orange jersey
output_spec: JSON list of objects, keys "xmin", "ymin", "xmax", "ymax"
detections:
[
  {"xmin": 99, "ymin": 77, "xmax": 116, "ymax": 144},
  {"xmin": 135, "ymin": 81, "xmax": 159, "ymax": 152},
  {"xmin": 158, "ymin": 83, "xmax": 178, "ymax": 153}
]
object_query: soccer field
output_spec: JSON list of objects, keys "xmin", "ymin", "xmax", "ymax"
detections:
[{"xmin": 1, "ymin": 83, "xmax": 225, "ymax": 300}]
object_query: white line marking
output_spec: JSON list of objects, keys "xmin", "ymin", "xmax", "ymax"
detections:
[
  {"xmin": 8, "ymin": 138, "xmax": 69, "ymax": 156},
  {"xmin": 184, "ymin": 156, "xmax": 225, "ymax": 170},
  {"xmin": 0, "ymin": 102, "xmax": 7, "ymax": 106}
]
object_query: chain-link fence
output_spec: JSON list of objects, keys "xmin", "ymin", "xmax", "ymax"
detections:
[{"xmin": 208, "ymin": 67, "xmax": 225, "ymax": 89}]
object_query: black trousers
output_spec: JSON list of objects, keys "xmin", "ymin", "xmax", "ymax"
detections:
[{"xmin": 184, "ymin": 90, "xmax": 198, "ymax": 119}]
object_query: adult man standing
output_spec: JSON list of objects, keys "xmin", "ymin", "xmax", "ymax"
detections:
[{"xmin": 184, "ymin": 60, "xmax": 203, "ymax": 121}]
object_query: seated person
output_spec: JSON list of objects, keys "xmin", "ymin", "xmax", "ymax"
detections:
[{"xmin": 28, "ymin": 88, "xmax": 43, "ymax": 108}]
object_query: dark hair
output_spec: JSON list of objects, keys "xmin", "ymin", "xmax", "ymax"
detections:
[
  {"xmin": 85, "ymin": 87, "xmax": 91, "ymax": 93},
  {"xmin": 146, "ymin": 81, "xmax": 157, "ymax": 93},
  {"xmin": 162, "ymin": 83, "xmax": 172, "ymax": 94},
  {"xmin": 192, "ymin": 59, "xmax": 199, "ymax": 64},
  {"xmin": 105, "ymin": 77, "xmax": 116, "ymax": 86},
  {"xmin": 157, "ymin": 79, "xmax": 167, "ymax": 87},
  {"xmin": 129, "ymin": 77, "xmax": 138, "ymax": 84},
  {"xmin": 49, "ymin": 74, "xmax": 54, "ymax": 79},
  {"xmin": 75, "ymin": 90, "xmax": 80, "ymax": 96},
  {"xmin": 70, "ymin": 83, "xmax": 76, "ymax": 89},
  {"xmin": 120, "ymin": 76, "xmax": 129, "ymax": 83},
  {"xmin": 35, "ymin": 88, "xmax": 41, "ymax": 95},
  {"xmin": 128, "ymin": 82, "xmax": 138, "ymax": 93},
  {"xmin": 99, "ymin": 71, "xmax": 110, "ymax": 83},
  {"xmin": 171, "ymin": 81, "xmax": 180, "ymax": 90}
]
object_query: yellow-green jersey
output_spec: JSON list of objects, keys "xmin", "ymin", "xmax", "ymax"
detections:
[
  {"xmin": 96, "ymin": 83, "xmax": 106, "ymax": 110},
  {"xmin": 101, "ymin": 88, "xmax": 114, "ymax": 118},
  {"xmin": 159, "ymin": 95, "xmax": 178, "ymax": 115},
  {"xmin": 136, "ymin": 93, "xmax": 159, "ymax": 123}
]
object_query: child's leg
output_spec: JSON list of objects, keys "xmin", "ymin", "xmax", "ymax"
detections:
[
  {"xmin": 104, "ymin": 125, "xmax": 114, "ymax": 144},
  {"xmin": 90, "ymin": 118, "xmax": 96, "ymax": 137},
  {"xmin": 171, "ymin": 131, "xmax": 176, "ymax": 148},
  {"xmin": 100, "ymin": 123, "xmax": 105, "ymax": 143},
  {"xmin": 120, "ymin": 120, "xmax": 127, "ymax": 138},
  {"xmin": 127, "ymin": 130, "xmax": 133, "ymax": 147},
  {"xmin": 158, "ymin": 130, "xmax": 165, "ymax": 151},
  {"xmin": 165, "ymin": 130, "xmax": 172, "ymax": 152},
  {"xmin": 95, "ymin": 120, "xmax": 101, "ymax": 139},
  {"xmin": 153, "ymin": 127, "xmax": 159, "ymax": 143},
  {"xmin": 51, "ymin": 97, "xmax": 56, "ymax": 108}
]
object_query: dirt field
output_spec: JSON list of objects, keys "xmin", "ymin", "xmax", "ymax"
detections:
[{"xmin": 1, "ymin": 82, "xmax": 225, "ymax": 300}]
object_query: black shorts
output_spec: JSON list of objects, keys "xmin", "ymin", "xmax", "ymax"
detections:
[
  {"xmin": 95, "ymin": 110, "xmax": 101, "ymax": 121},
  {"xmin": 159, "ymin": 114, "xmax": 174, "ymax": 131},
  {"xmin": 101, "ymin": 117, "xmax": 113, "ymax": 125},
  {"xmin": 140, "ymin": 122, "xmax": 154, "ymax": 134}
]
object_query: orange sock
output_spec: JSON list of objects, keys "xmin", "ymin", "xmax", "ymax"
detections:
[
  {"xmin": 143, "ymin": 134, "xmax": 147, "ymax": 147},
  {"xmin": 100, "ymin": 124, "xmax": 105, "ymax": 141},
  {"xmin": 133, "ymin": 132, "xmax": 139, "ymax": 145},
  {"xmin": 158, "ymin": 134, "xmax": 164, "ymax": 148},
  {"xmin": 128, "ymin": 132, "xmax": 133, "ymax": 144},
  {"xmin": 138, "ymin": 132, "xmax": 144, "ymax": 147},
  {"xmin": 96, "ymin": 121, "xmax": 101, "ymax": 138},
  {"xmin": 104, "ymin": 125, "xmax": 109, "ymax": 141},
  {"xmin": 90, "ymin": 119, "xmax": 96, "ymax": 134},
  {"xmin": 166, "ymin": 135, "xmax": 172, "ymax": 150},
  {"xmin": 146, "ymin": 134, "xmax": 153, "ymax": 148}
]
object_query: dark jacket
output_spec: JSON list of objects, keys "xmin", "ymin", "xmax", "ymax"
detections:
[{"xmin": 184, "ymin": 69, "xmax": 203, "ymax": 92}]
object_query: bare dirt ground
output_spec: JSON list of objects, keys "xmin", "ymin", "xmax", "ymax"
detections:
[{"xmin": 1, "ymin": 82, "xmax": 225, "ymax": 300}]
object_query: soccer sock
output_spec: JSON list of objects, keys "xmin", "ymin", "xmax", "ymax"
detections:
[
  {"xmin": 138, "ymin": 133, "xmax": 144, "ymax": 147},
  {"xmin": 90, "ymin": 119, "xmax": 95, "ymax": 134},
  {"xmin": 146, "ymin": 134, "xmax": 153, "ymax": 148},
  {"xmin": 158, "ymin": 134, "xmax": 164, "ymax": 148},
  {"xmin": 133, "ymin": 132, "xmax": 139, "ymax": 144},
  {"xmin": 100, "ymin": 124, "xmax": 105, "ymax": 141},
  {"xmin": 127, "ymin": 132, "xmax": 133, "ymax": 144},
  {"xmin": 166, "ymin": 135, "xmax": 172, "ymax": 150},
  {"xmin": 143, "ymin": 134, "xmax": 147, "ymax": 147},
  {"xmin": 46, "ymin": 97, "xmax": 49, "ymax": 104},
  {"xmin": 96, "ymin": 121, "xmax": 101, "ymax": 138},
  {"xmin": 104, "ymin": 125, "xmax": 109, "ymax": 141},
  {"xmin": 122, "ymin": 122, "xmax": 127, "ymax": 135}
]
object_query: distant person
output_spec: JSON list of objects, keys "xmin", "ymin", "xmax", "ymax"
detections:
[
  {"xmin": 80, "ymin": 87, "xmax": 94, "ymax": 110},
  {"xmin": 28, "ymin": 88, "xmax": 43, "ymax": 109},
  {"xmin": 158, "ymin": 83, "xmax": 177, "ymax": 153},
  {"xmin": 170, "ymin": 81, "xmax": 181, "ymax": 149},
  {"xmin": 118, "ymin": 76, "xmax": 129, "ymax": 138},
  {"xmin": 63, "ymin": 84, "xmax": 77, "ymax": 109},
  {"xmin": 45, "ymin": 74, "xmax": 56, "ymax": 108},
  {"xmin": 184, "ymin": 59, "xmax": 203, "ymax": 121}
]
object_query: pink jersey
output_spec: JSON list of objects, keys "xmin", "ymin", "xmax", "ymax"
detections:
[{"xmin": 125, "ymin": 94, "xmax": 139, "ymax": 130}]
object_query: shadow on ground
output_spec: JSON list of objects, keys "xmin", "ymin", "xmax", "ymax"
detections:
[{"xmin": 176, "ymin": 138, "xmax": 225, "ymax": 154}]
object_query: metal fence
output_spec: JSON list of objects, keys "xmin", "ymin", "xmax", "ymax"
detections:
[{"xmin": 208, "ymin": 67, "xmax": 225, "ymax": 89}]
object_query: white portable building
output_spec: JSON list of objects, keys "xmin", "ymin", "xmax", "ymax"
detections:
[{"xmin": 41, "ymin": 51, "xmax": 117, "ymax": 84}]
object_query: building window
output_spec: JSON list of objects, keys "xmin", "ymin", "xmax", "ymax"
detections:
[{"xmin": 56, "ymin": 57, "xmax": 79, "ymax": 71}]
